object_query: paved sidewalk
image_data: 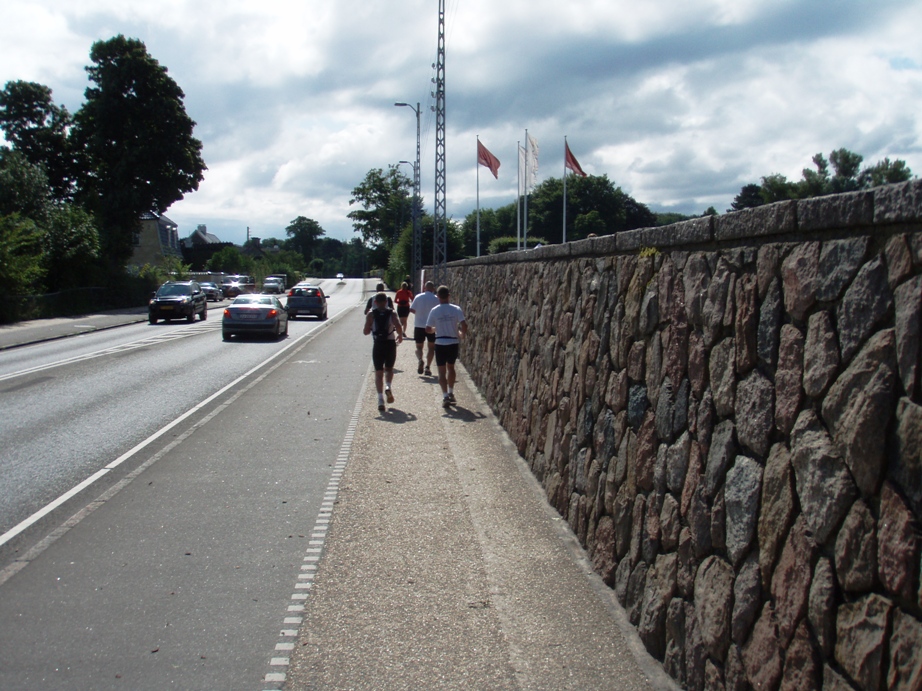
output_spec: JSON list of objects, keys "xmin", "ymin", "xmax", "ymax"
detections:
[
  {"xmin": 285, "ymin": 338, "xmax": 674, "ymax": 690},
  {"xmin": 0, "ymin": 307, "xmax": 149, "ymax": 350}
]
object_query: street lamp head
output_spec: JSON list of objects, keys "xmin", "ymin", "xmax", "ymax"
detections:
[{"xmin": 394, "ymin": 102, "xmax": 408, "ymax": 107}]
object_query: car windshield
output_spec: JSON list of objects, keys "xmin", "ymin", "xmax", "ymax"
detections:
[
  {"xmin": 201, "ymin": 282, "xmax": 215, "ymax": 288},
  {"xmin": 233, "ymin": 296, "xmax": 273, "ymax": 305},
  {"xmin": 157, "ymin": 284, "xmax": 190, "ymax": 297}
]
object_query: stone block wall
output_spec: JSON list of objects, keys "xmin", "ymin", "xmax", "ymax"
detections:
[{"xmin": 443, "ymin": 180, "xmax": 922, "ymax": 691}]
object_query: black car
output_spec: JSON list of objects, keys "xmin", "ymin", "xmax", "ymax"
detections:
[
  {"xmin": 286, "ymin": 285, "xmax": 328, "ymax": 320},
  {"xmin": 149, "ymin": 281, "xmax": 208, "ymax": 324},
  {"xmin": 199, "ymin": 281, "xmax": 224, "ymax": 301}
]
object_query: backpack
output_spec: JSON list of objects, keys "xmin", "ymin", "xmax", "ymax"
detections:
[{"xmin": 371, "ymin": 308, "xmax": 395, "ymax": 341}]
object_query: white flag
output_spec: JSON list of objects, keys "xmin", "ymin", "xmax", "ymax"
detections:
[{"xmin": 526, "ymin": 133, "xmax": 539, "ymax": 190}]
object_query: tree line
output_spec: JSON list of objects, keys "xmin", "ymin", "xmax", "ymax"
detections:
[
  {"xmin": 0, "ymin": 35, "xmax": 205, "ymax": 319},
  {"xmin": 729, "ymin": 148, "xmax": 912, "ymax": 211}
]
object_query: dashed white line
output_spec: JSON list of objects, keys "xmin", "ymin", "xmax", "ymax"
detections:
[{"xmin": 260, "ymin": 361, "xmax": 370, "ymax": 690}]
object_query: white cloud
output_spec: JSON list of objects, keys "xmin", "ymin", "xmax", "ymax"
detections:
[{"xmin": 1, "ymin": 0, "xmax": 920, "ymax": 244}]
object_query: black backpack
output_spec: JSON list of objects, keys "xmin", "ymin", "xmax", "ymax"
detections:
[{"xmin": 371, "ymin": 308, "xmax": 394, "ymax": 341}]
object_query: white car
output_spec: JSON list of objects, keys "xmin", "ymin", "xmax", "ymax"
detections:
[{"xmin": 336, "ymin": 273, "xmax": 345, "ymax": 281}]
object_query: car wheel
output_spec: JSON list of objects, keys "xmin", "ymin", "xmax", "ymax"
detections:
[
  {"xmin": 187, "ymin": 310, "xmax": 195, "ymax": 323},
  {"xmin": 200, "ymin": 306, "xmax": 207, "ymax": 321},
  {"xmin": 149, "ymin": 315, "xmax": 157, "ymax": 324}
]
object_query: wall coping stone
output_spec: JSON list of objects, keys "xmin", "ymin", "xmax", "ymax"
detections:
[
  {"xmin": 797, "ymin": 190, "xmax": 874, "ymax": 231},
  {"xmin": 874, "ymin": 179, "xmax": 922, "ymax": 224},
  {"xmin": 714, "ymin": 201, "xmax": 797, "ymax": 241}
]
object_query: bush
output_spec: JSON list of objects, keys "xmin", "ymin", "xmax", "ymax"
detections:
[{"xmin": 487, "ymin": 235, "xmax": 547, "ymax": 254}]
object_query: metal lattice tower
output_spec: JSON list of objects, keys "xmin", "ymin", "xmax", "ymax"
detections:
[
  {"xmin": 432, "ymin": 0, "xmax": 447, "ymax": 281},
  {"xmin": 412, "ymin": 105, "xmax": 421, "ymax": 286}
]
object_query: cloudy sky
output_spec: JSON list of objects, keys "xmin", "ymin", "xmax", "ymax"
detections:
[{"xmin": 2, "ymin": 0, "xmax": 921, "ymax": 245}]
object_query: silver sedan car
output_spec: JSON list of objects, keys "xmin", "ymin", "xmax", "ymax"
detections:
[{"xmin": 222, "ymin": 295, "xmax": 289, "ymax": 340}]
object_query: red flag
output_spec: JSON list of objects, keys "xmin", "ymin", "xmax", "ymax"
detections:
[
  {"xmin": 477, "ymin": 140, "xmax": 501, "ymax": 179},
  {"xmin": 565, "ymin": 141, "xmax": 587, "ymax": 177}
]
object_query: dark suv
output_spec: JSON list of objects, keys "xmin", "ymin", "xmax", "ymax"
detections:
[{"xmin": 149, "ymin": 281, "xmax": 208, "ymax": 324}]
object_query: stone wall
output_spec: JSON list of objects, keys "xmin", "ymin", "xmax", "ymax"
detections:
[{"xmin": 443, "ymin": 180, "xmax": 922, "ymax": 691}]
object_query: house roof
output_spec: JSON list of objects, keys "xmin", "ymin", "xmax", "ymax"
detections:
[{"xmin": 186, "ymin": 226, "xmax": 223, "ymax": 245}]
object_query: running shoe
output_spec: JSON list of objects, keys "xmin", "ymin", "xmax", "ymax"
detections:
[
  {"xmin": 378, "ymin": 403, "xmax": 386, "ymax": 412},
  {"xmin": 447, "ymin": 392, "xmax": 456, "ymax": 403},
  {"xmin": 424, "ymin": 367, "xmax": 432, "ymax": 376},
  {"xmin": 442, "ymin": 397, "xmax": 451, "ymax": 409},
  {"xmin": 386, "ymin": 389, "xmax": 395, "ymax": 404},
  {"xmin": 418, "ymin": 360, "xmax": 424, "ymax": 374}
]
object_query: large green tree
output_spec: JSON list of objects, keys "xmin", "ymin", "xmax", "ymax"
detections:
[
  {"xmin": 0, "ymin": 80, "xmax": 74, "ymax": 201},
  {"xmin": 515, "ymin": 174, "xmax": 655, "ymax": 245},
  {"xmin": 348, "ymin": 166, "xmax": 413, "ymax": 250},
  {"xmin": 285, "ymin": 216, "xmax": 325, "ymax": 262},
  {"xmin": 73, "ymin": 35, "xmax": 206, "ymax": 269}
]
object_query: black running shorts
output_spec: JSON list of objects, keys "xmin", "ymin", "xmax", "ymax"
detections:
[
  {"xmin": 434, "ymin": 343, "xmax": 459, "ymax": 366},
  {"xmin": 414, "ymin": 327, "xmax": 435, "ymax": 344},
  {"xmin": 372, "ymin": 339, "xmax": 397, "ymax": 371}
]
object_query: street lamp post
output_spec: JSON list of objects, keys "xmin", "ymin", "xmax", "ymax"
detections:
[{"xmin": 394, "ymin": 101, "xmax": 421, "ymax": 287}]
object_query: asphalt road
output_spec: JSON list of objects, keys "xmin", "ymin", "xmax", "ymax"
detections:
[{"xmin": 0, "ymin": 279, "xmax": 374, "ymax": 689}]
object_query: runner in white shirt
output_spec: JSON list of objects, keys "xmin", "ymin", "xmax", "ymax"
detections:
[
  {"xmin": 409, "ymin": 281, "xmax": 440, "ymax": 376},
  {"xmin": 425, "ymin": 285, "xmax": 468, "ymax": 408}
]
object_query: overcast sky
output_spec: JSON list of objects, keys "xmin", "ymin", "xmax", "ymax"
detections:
[{"xmin": 2, "ymin": 0, "xmax": 920, "ymax": 246}]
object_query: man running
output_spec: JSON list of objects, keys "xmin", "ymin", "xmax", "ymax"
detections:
[
  {"xmin": 409, "ymin": 281, "xmax": 439, "ymax": 376},
  {"xmin": 425, "ymin": 285, "xmax": 467, "ymax": 408},
  {"xmin": 364, "ymin": 292, "xmax": 403, "ymax": 412}
]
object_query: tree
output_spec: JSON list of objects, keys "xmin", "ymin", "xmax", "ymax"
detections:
[
  {"xmin": 72, "ymin": 35, "xmax": 206, "ymax": 269},
  {"xmin": 285, "ymin": 216, "xmax": 325, "ymax": 262},
  {"xmin": 0, "ymin": 149, "xmax": 52, "ymax": 223},
  {"xmin": 859, "ymin": 157, "xmax": 913, "ymax": 188},
  {"xmin": 348, "ymin": 167, "xmax": 412, "ymax": 250},
  {"xmin": 0, "ymin": 214, "xmax": 44, "ymax": 300},
  {"xmin": 828, "ymin": 148, "xmax": 863, "ymax": 193},
  {"xmin": 41, "ymin": 205, "xmax": 100, "ymax": 291},
  {"xmin": 205, "ymin": 246, "xmax": 253, "ymax": 275},
  {"xmin": 760, "ymin": 174, "xmax": 796, "ymax": 203},
  {"xmin": 0, "ymin": 80, "xmax": 74, "ymax": 201},
  {"xmin": 798, "ymin": 153, "xmax": 830, "ymax": 198},
  {"xmin": 730, "ymin": 184, "xmax": 763, "ymax": 211}
]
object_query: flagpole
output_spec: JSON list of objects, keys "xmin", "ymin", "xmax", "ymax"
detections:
[
  {"xmin": 563, "ymin": 136, "xmax": 568, "ymax": 244},
  {"xmin": 524, "ymin": 129, "xmax": 529, "ymax": 250},
  {"xmin": 476, "ymin": 136, "xmax": 481, "ymax": 258},
  {"xmin": 516, "ymin": 141, "xmax": 521, "ymax": 251}
]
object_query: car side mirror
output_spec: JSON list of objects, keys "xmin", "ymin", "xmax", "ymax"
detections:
[{"xmin": 150, "ymin": 291, "xmax": 156, "ymax": 299}]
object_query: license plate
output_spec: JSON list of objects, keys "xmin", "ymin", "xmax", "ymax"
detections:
[
  {"xmin": 238, "ymin": 313, "xmax": 259, "ymax": 319},
  {"xmin": 160, "ymin": 306, "xmax": 173, "ymax": 310}
]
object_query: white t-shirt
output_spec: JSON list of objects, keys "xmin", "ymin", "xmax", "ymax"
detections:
[
  {"xmin": 410, "ymin": 291, "xmax": 440, "ymax": 330},
  {"xmin": 426, "ymin": 302, "xmax": 465, "ymax": 345}
]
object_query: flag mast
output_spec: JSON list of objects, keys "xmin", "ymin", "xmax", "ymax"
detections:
[
  {"xmin": 476, "ymin": 136, "xmax": 481, "ymax": 258},
  {"xmin": 516, "ymin": 141, "xmax": 522, "ymax": 251},
  {"xmin": 524, "ymin": 129, "xmax": 529, "ymax": 250},
  {"xmin": 563, "ymin": 136, "xmax": 568, "ymax": 244}
]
